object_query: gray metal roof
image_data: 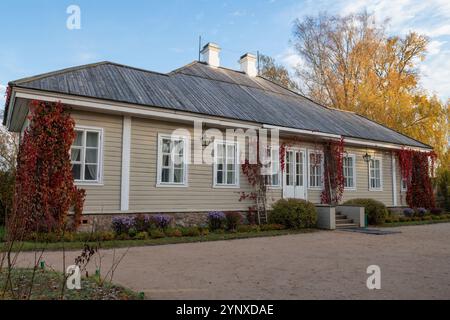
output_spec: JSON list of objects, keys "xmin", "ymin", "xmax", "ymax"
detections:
[{"xmin": 7, "ymin": 61, "xmax": 430, "ymax": 149}]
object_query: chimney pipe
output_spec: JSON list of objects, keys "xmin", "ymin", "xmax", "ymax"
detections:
[
  {"xmin": 201, "ymin": 43, "xmax": 221, "ymax": 68},
  {"xmin": 239, "ymin": 53, "xmax": 258, "ymax": 77}
]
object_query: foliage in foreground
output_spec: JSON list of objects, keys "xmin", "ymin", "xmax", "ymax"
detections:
[
  {"xmin": 0, "ymin": 268, "xmax": 141, "ymax": 300},
  {"xmin": 343, "ymin": 198, "xmax": 388, "ymax": 225}
]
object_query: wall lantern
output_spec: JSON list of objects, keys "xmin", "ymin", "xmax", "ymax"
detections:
[{"xmin": 363, "ymin": 152, "xmax": 372, "ymax": 163}]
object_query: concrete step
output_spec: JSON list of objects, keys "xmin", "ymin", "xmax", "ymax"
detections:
[
  {"xmin": 335, "ymin": 214, "xmax": 348, "ymax": 219},
  {"xmin": 336, "ymin": 218, "xmax": 354, "ymax": 224},
  {"xmin": 336, "ymin": 223, "xmax": 359, "ymax": 228}
]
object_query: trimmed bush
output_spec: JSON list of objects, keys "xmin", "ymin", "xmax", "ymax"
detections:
[
  {"xmin": 403, "ymin": 208, "xmax": 414, "ymax": 217},
  {"xmin": 343, "ymin": 198, "xmax": 388, "ymax": 225},
  {"xmin": 208, "ymin": 211, "xmax": 226, "ymax": 230},
  {"xmin": 135, "ymin": 231, "xmax": 149, "ymax": 240},
  {"xmin": 150, "ymin": 214, "xmax": 173, "ymax": 230},
  {"xmin": 430, "ymin": 208, "xmax": 443, "ymax": 216},
  {"xmin": 225, "ymin": 212, "xmax": 242, "ymax": 231},
  {"xmin": 180, "ymin": 227, "xmax": 201, "ymax": 237},
  {"xmin": 416, "ymin": 207, "xmax": 427, "ymax": 217},
  {"xmin": 269, "ymin": 199, "xmax": 317, "ymax": 229},
  {"xmin": 112, "ymin": 216, "xmax": 135, "ymax": 235}
]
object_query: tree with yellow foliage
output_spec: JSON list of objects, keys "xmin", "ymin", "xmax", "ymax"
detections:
[{"xmin": 292, "ymin": 12, "xmax": 449, "ymax": 168}]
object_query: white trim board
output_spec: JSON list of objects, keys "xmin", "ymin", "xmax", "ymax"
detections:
[{"xmin": 120, "ymin": 116, "xmax": 131, "ymax": 211}]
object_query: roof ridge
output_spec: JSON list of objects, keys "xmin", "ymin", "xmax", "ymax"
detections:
[
  {"xmin": 10, "ymin": 61, "xmax": 170, "ymax": 86},
  {"xmin": 10, "ymin": 61, "xmax": 111, "ymax": 86}
]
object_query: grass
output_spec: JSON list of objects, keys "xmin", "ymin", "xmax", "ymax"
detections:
[
  {"xmin": 381, "ymin": 218, "xmax": 450, "ymax": 228},
  {"xmin": 0, "ymin": 268, "xmax": 142, "ymax": 300},
  {"xmin": 4, "ymin": 228, "xmax": 317, "ymax": 252}
]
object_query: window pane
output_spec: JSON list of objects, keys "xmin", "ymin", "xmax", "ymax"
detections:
[
  {"xmin": 163, "ymin": 155, "xmax": 170, "ymax": 167},
  {"xmin": 73, "ymin": 131, "xmax": 83, "ymax": 146},
  {"xmin": 174, "ymin": 169, "xmax": 183, "ymax": 183},
  {"xmin": 162, "ymin": 139, "xmax": 171, "ymax": 153},
  {"xmin": 227, "ymin": 171, "xmax": 235, "ymax": 185},
  {"xmin": 71, "ymin": 148, "xmax": 81, "ymax": 162},
  {"xmin": 85, "ymin": 165, "xmax": 97, "ymax": 181},
  {"xmin": 85, "ymin": 148, "xmax": 98, "ymax": 164},
  {"xmin": 72, "ymin": 164, "xmax": 81, "ymax": 180},
  {"xmin": 217, "ymin": 170, "xmax": 223, "ymax": 184},
  {"xmin": 161, "ymin": 168, "xmax": 170, "ymax": 183},
  {"xmin": 86, "ymin": 132, "xmax": 99, "ymax": 147}
]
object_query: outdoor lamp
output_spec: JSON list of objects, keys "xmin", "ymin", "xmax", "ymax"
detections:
[{"xmin": 363, "ymin": 152, "xmax": 372, "ymax": 163}]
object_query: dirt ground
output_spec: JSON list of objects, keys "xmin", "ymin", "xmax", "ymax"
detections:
[{"xmin": 15, "ymin": 223, "xmax": 450, "ymax": 300}]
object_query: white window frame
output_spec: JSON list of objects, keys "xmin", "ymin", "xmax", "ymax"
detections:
[
  {"xmin": 401, "ymin": 178, "xmax": 408, "ymax": 192},
  {"xmin": 71, "ymin": 126, "xmax": 104, "ymax": 185},
  {"xmin": 308, "ymin": 150, "xmax": 324, "ymax": 190},
  {"xmin": 156, "ymin": 133, "xmax": 189, "ymax": 187},
  {"xmin": 343, "ymin": 154, "xmax": 357, "ymax": 191},
  {"xmin": 213, "ymin": 140, "xmax": 240, "ymax": 188},
  {"xmin": 369, "ymin": 156, "xmax": 383, "ymax": 191},
  {"xmin": 265, "ymin": 146, "xmax": 281, "ymax": 188}
]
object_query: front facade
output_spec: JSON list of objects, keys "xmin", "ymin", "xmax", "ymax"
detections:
[{"xmin": 4, "ymin": 43, "xmax": 432, "ymax": 226}]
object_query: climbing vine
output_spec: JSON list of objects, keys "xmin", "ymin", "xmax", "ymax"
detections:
[
  {"xmin": 11, "ymin": 100, "xmax": 85, "ymax": 234},
  {"xmin": 396, "ymin": 148, "xmax": 436, "ymax": 208},
  {"xmin": 320, "ymin": 137, "xmax": 345, "ymax": 205}
]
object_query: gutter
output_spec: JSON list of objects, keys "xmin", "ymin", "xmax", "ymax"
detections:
[{"xmin": 263, "ymin": 124, "xmax": 433, "ymax": 152}]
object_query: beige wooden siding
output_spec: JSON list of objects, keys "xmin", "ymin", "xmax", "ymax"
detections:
[
  {"xmin": 71, "ymin": 110, "xmax": 122, "ymax": 213},
  {"xmin": 129, "ymin": 117, "xmax": 255, "ymax": 212}
]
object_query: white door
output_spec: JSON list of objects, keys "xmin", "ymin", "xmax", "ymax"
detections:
[{"xmin": 283, "ymin": 149, "xmax": 306, "ymax": 199}]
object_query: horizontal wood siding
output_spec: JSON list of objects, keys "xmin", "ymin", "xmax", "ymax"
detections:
[
  {"xmin": 129, "ymin": 117, "xmax": 254, "ymax": 212},
  {"xmin": 71, "ymin": 110, "xmax": 122, "ymax": 213}
]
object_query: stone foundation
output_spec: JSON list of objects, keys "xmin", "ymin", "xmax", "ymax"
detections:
[{"xmin": 75, "ymin": 211, "xmax": 247, "ymax": 232}]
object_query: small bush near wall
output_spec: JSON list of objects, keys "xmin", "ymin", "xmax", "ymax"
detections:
[
  {"xmin": 225, "ymin": 212, "xmax": 242, "ymax": 231},
  {"xmin": 269, "ymin": 199, "xmax": 317, "ymax": 229},
  {"xmin": 207, "ymin": 211, "xmax": 226, "ymax": 231},
  {"xmin": 342, "ymin": 198, "xmax": 388, "ymax": 225}
]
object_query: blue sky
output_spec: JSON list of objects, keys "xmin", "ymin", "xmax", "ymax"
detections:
[{"xmin": 1, "ymin": 0, "xmax": 449, "ymax": 110}]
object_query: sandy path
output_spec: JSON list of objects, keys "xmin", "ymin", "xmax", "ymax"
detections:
[{"xmin": 15, "ymin": 223, "xmax": 450, "ymax": 299}]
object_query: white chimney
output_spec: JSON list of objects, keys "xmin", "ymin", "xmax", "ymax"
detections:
[
  {"xmin": 201, "ymin": 42, "xmax": 221, "ymax": 68},
  {"xmin": 239, "ymin": 53, "xmax": 258, "ymax": 77}
]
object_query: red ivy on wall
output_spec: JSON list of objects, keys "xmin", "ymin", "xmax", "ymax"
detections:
[
  {"xmin": 396, "ymin": 148, "xmax": 436, "ymax": 209},
  {"xmin": 12, "ymin": 100, "xmax": 85, "ymax": 233},
  {"xmin": 321, "ymin": 137, "xmax": 345, "ymax": 205}
]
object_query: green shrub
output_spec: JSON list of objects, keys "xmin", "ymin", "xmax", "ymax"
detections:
[
  {"xmin": 431, "ymin": 215, "xmax": 441, "ymax": 221},
  {"xmin": 135, "ymin": 231, "xmax": 149, "ymax": 240},
  {"xmin": 269, "ymin": 199, "xmax": 317, "ymax": 229},
  {"xmin": 180, "ymin": 227, "xmax": 200, "ymax": 237},
  {"xmin": 150, "ymin": 229, "xmax": 165, "ymax": 239},
  {"xmin": 260, "ymin": 224, "xmax": 285, "ymax": 231},
  {"xmin": 237, "ymin": 225, "xmax": 260, "ymax": 233},
  {"xmin": 225, "ymin": 212, "xmax": 242, "ymax": 231},
  {"xmin": 342, "ymin": 198, "xmax": 388, "ymax": 225},
  {"xmin": 115, "ymin": 233, "xmax": 131, "ymax": 240},
  {"xmin": 165, "ymin": 228, "xmax": 183, "ymax": 237}
]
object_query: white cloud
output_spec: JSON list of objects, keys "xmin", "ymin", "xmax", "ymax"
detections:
[
  {"xmin": 277, "ymin": 47, "xmax": 304, "ymax": 70},
  {"xmin": 276, "ymin": 0, "xmax": 450, "ymax": 101},
  {"xmin": 419, "ymin": 50, "xmax": 450, "ymax": 100},
  {"xmin": 0, "ymin": 84, "xmax": 6, "ymax": 106}
]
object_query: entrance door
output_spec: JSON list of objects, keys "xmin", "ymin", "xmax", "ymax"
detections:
[{"xmin": 283, "ymin": 149, "xmax": 306, "ymax": 199}]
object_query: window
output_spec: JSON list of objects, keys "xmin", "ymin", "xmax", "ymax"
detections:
[
  {"xmin": 308, "ymin": 151, "xmax": 323, "ymax": 188},
  {"xmin": 343, "ymin": 154, "xmax": 356, "ymax": 189},
  {"xmin": 71, "ymin": 127, "xmax": 102, "ymax": 183},
  {"xmin": 214, "ymin": 141, "xmax": 238, "ymax": 187},
  {"xmin": 157, "ymin": 135, "xmax": 188, "ymax": 186},
  {"xmin": 264, "ymin": 147, "xmax": 280, "ymax": 187},
  {"xmin": 369, "ymin": 157, "xmax": 382, "ymax": 190},
  {"xmin": 401, "ymin": 178, "xmax": 408, "ymax": 191}
]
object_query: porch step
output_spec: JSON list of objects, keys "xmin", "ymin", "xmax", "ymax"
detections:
[
  {"xmin": 336, "ymin": 218, "xmax": 354, "ymax": 224},
  {"xmin": 335, "ymin": 213, "xmax": 358, "ymax": 229},
  {"xmin": 336, "ymin": 223, "xmax": 359, "ymax": 228}
]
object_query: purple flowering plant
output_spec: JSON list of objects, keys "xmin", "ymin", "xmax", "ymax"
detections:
[{"xmin": 208, "ymin": 211, "xmax": 226, "ymax": 230}]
